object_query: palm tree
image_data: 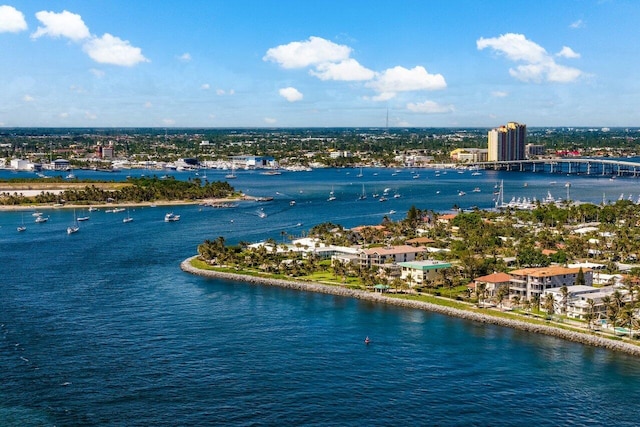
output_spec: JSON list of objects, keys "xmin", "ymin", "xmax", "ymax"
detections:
[
  {"xmin": 585, "ymin": 298, "xmax": 596, "ymax": 331},
  {"xmin": 560, "ymin": 285, "xmax": 569, "ymax": 315},
  {"xmin": 532, "ymin": 294, "xmax": 541, "ymax": 313},
  {"xmin": 544, "ymin": 293, "xmax": 555, "ymax": 317},
  {"xmin": 476, "ymin": 282, "xmax": 487, "ymax": 307}
]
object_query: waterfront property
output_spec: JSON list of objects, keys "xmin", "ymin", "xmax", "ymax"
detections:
[
  {"xmin": 359, "ymin": 245, "xmax": 426, "ymax": 268},
  {"xmin": 472, "ymin": 272, "xmax": 513, "ymax": 298},
  {"xmin": 398, "ymin": 260, "xmax": 453, "ymax": 288},
  {"xmin": 508, "ymin": 266, "xmax": 594, "ymax": 300},
  {"xmin": 541, "ymin": 285, "xmax": 622, "ymax": 320}
]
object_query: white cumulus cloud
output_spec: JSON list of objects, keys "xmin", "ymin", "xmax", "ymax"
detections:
[
  {"xmin": 83, "ymin": 33, "xmax": 149, "ymax": 67},
  {"xmin": 265, "ymin": 36, "xmax": 447, "ymax": 101},
  {"xmin": 179, "ymin": 52, "xmax": 192, "ymax": 62},
  {"xmin": 556, "ymin": 46, "xmax": 580, "ymax": 59},
  {"xmin": 406, "ymin": 100, "xmax": 453, "ymax": 114},
  {"xmin": 310, "ymin": 58, "xmax": 375, "ymax": 81},
  {"xmin": 23, "ymin": 94, "xmax": 34, "ymax": 102},
  {"xmin": 201, "ymin": 83, "xmax": 210, "ymax": 90},
  {"xmin": 263, "ymin": 36, "xmax": 351, "ymax": 69},
  {"xmin": 31, "ymin": 9, "xmax": 148, "ymax": 67},
  {"xmin": 279, "ymin": 87, "xmax": 303, "ymax": 102},
  {"xmin": 367, "ymin": 66, "xmax": 446, "ymax": 100},
  {"xmin": 0, "ymin": 5, "xmax": 27, "ymax": 33},
  {"xmin": 491, "ymin": 91, "xmax": 508, "ymax": 98},
  {"xmin": 477, "ymin": 33, "xmax": 582, "ymax": 83},
  {"xmin": 32, "ymin": 10, "xmax": 90, "ymax": 41},
  {"xmin": 264, "ymin": 117, "xmax": 277, "ymax": 124},
  {"xmin": 477, "ymin": 33, "xmax": 547, "ymax": 63}
]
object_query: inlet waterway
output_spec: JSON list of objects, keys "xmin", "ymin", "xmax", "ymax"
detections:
[{"xmin": 2, "ymin": 166, "xmax": 640, "ymax": 425}]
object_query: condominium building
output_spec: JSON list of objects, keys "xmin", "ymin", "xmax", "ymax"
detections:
[
  {"xmin": 487, "ymin": 122, "xmax": 526, "ymax": 161},
  {"xmin": 508, "ymin": 266, "xmax": 593, "ymax": 300}
]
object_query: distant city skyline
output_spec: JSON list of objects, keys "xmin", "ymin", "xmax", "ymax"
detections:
[{"xmin": 1, "ymin": 1, "xmax": 639, "ymax": 128}]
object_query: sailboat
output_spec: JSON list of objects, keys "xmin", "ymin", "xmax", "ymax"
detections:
[
  {"xmin": 225, "ymin": 164, "xmax": 237, "ymax": 179},
  {"xmin": 327, "ymin": 186, "xmax": 336, "ymax": 201},
  {"xmin": 357, "ymin": 167, "xmax": 363, "ymax": 178},
  {"xmin": 17, "ymin": 214, "xmax": 26, "ymax": 232},
  {"xmin": 123, "ymin": 209, "xmax": 133, "ymax": 223},
  {"xmin": 67, "ymin": 210, "xmax": 79, "ymax": 234},
  {"xmin": 358, "ymin": 184, "xmax": 367, "ymax": 200}
]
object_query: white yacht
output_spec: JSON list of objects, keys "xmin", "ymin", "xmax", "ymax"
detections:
[{"xmin": 164, "ymin": 212, "xmax": 180, "ymax": 222}]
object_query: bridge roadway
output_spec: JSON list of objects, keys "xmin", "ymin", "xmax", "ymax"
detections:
[{"xmin": 471, "ymin": 158, "xmax": 640, "ymax": 177}]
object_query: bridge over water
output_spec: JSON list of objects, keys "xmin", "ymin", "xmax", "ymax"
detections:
[{"xmin": 472, "ymin": 158, "xmax": 640, "ymax": 177}]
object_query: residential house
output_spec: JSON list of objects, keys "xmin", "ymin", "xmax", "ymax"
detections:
[
  {"xmin": 398, "ymin": 260, "xmax": 452, "ymax": 287},
  {"xmin": 472, "ymin": 272, "xmax": 513, "ymax": 297}
]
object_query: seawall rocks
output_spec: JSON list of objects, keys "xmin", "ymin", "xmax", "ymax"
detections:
[{"xmin": 181, "ymin": 257, "xmax": 640, "ymax": 357}]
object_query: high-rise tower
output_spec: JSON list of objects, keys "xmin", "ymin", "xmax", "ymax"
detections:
[{"xmin": 487, "ymin": 122, "xmax": 526, "ymax": 161}]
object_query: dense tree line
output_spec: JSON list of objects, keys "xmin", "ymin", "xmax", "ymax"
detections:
[{"xmin": 0, "ymin": 176, "xmax": 235, "ymax": 205}]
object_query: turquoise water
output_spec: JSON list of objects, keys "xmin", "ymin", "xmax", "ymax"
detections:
[{"xmin": 2, "ymin": 167, "xmax": 640, "ymax": 425}]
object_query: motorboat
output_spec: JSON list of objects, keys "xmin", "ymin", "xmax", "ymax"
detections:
[{"xmin": 164, "ymin": 212, "xmax": 180, "ymax": 222}]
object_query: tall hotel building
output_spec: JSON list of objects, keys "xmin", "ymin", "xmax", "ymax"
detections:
[{"xmin": 487, "ymin": 122, "xmax": 526, "ymax": 161}]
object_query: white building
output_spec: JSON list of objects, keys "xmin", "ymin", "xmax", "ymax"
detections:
[
  {"xmin": 398, "ymin": 260, "xmax": 452, "ymax": 287},
  {"xmin": 10, "ymin": 159, "xmax": 33, "ymax": 171}
]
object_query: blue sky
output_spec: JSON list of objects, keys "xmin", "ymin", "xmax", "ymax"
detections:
[{"xmin": 1, "ymin": 0, "xmax": 639, "ymax": 128}]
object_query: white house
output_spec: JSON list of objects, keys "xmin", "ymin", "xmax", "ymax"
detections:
[{"xmin": 398, "ymin": 260, "xmax": 452, "ymax": 287}]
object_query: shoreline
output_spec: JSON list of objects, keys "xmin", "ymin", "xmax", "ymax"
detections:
[
  {"xmin": 181, "ymin": 256, "xmax": 640, "ymax": 358},
  {"xmin": 0, "ymin": 195, "xmax": 259, "ymax": 211}
]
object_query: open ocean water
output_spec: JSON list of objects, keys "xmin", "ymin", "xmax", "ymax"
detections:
[{"xmin": 2, "ymin": 166, "xmax": 640, "ymax": 425}]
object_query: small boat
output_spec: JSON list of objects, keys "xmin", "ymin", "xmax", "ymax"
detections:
[
  {"xmin": 17, "ymin": 214, "xmax": 26, "ymax": 232},
  {"xmin": 67, "ymin": 209, "xmax": 80, "ymax": 234},
  {"xmin": 388, "ymin": 210, "xmax": 396, "ymax": 214},
  {"xmin": 76, "ymin": 216, "xmax": 90, "ymax": 222},
  {"xmin": 472, "ymin": 187, "xmax": 481, "ymax": 193},
  {"xmin": 164, "ymin": 212, "xmax": 180, "ymax": 222},
  {"xmin": 393, "ymin": 193, "xmax": 401, "ymax": 199},
  {"xmin": 289, "ymin": 200, "xmax": 296, "ymax": 206},
  {"xmin": 225, "ymin": 165, "xmax": 237, "ymax": 179},
  {"xmin": 458, "ymin": 191, "xmax": 466, "ymax": 196},
  {"xmin": 364, "ymin": 337, "xmax": 371, "ymax": 345},
  {"xmin": 123, "ymin": 209, "xmax": 133, "ymax": 223},
  {"xmin": 258, "ymin": 209, "xmax": 267, "ymax": 218},
  {"xmin": 32, "ymin": 211, "xmax": 43, "ymax": 217},
  {"xmin": 358, "ymin": 184, "xmax": 367, "ymax": 200},
  {"xmin": 35, "ymin": 216, "xmax": 48, "ymax": 223},
  {"xmin": 356, "ymin": 167, "xmax": 363, "ymax": 178},
  {"xmin": 88, "ymin": 206, "xmax": 98, "ymax": 212},
  {"xmin": 328, "ymin": 187, "xmax": 336, "ymax": 202},
  {"xmin": 379, "ymin": 196, "xmax": 387, "ymax": 202}
]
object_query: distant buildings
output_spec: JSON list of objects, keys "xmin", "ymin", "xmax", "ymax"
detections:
[
  {"xmin": 487, "ymin": 122, "xmax": 526, "ymax": 161},
  {"xmin": 449, "ymin": 148, "xmax": 488, "ymax": 163}
]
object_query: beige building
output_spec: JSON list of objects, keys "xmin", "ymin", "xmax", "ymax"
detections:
[
  {"xmin": 359, "ymin": 245, "xmax": 426, "ymax": 268},
  {"xmin": 509, "ymin": 266, "xmax": 593, "ymax": 300}
]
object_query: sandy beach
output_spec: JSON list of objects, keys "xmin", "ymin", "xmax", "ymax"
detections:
[
  {"xmin": 0, "ymin": 195, "xmax": 259, "ymax": 211},
  {"xmin": 181, "ymin": 256, "xmax": 640, "ymax": 357}
]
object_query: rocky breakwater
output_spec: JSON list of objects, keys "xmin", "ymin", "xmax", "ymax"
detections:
[{"xmin": 181, "ymin": 257, "xmax": 640, "ymax": 357}]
